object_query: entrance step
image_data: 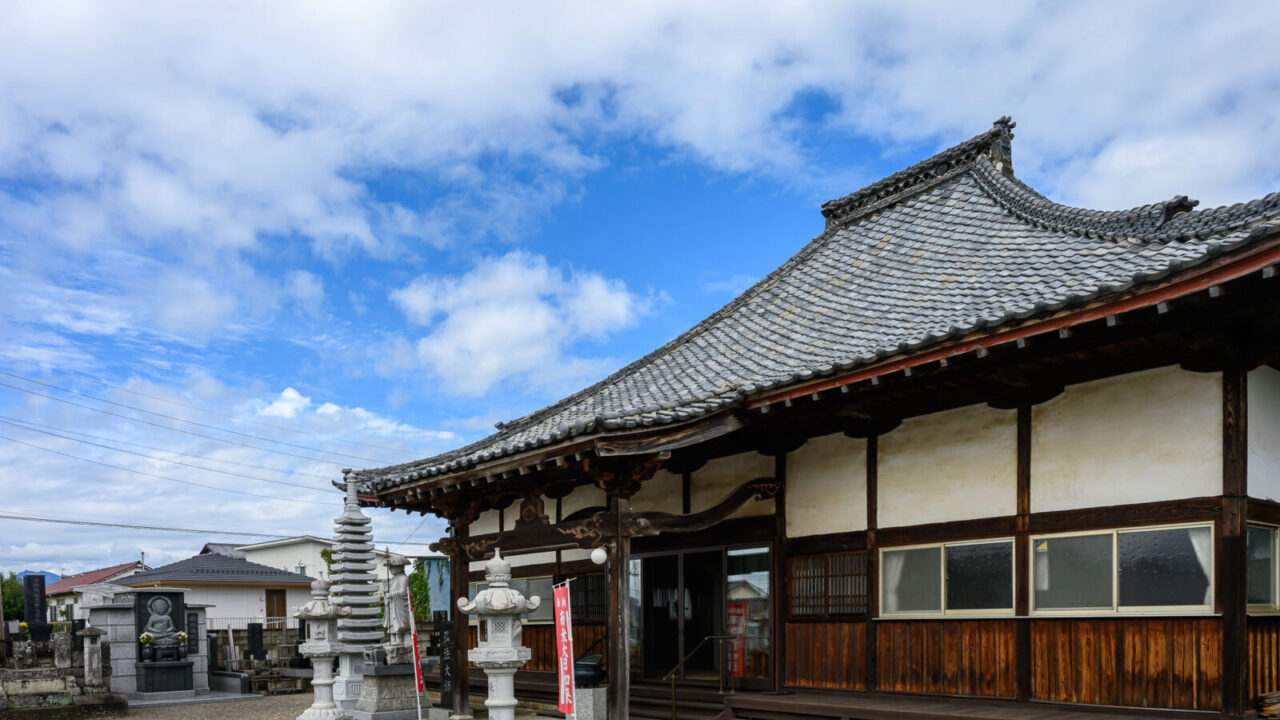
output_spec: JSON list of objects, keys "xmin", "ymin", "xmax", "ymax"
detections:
[{"xmin": 630, "ymin": 683, "xmax": 728, "ymax": 720}]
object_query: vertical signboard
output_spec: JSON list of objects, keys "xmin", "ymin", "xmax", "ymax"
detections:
[
  {"xmin": 406, "ymin": 570, "xmax": 424, "ymax": 720},
  {"xmin": 727, "ymin": 601, "xmax": 747, "ymax": 678},
  {"xmin": 554, "ymin": 582, "xmax": 576, "ymax": 717}
]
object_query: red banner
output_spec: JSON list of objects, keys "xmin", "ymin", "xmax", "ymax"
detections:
[
  {"xmin": 406, "ymin": 580, "xmax": 424, "ymax": 694},
  {"xmin": 727, "ymin": 601, "xmax": 747, "ymax": 678},
  {"xmin": 553, "ymin": 583, "xmax": 576, "ymax": 715}
]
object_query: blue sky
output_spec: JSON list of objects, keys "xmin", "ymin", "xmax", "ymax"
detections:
[{"xmin": 3, "ymin": 1, "xmax": 1280, "ymax": 575}]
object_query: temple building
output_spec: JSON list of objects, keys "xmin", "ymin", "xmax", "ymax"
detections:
[{"xmin": 351, "ymin": 119, "xmax": 1280, "ymax": 719}]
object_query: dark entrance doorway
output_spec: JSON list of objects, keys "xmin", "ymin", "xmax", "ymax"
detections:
[{"xmin": 630, "ymin": 544, "xmax": 771, "ymax": 688}]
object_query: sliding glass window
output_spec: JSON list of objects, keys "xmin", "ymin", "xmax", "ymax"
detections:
[
  {"xmin": 880, "ymin": 539, "xmax": 1013, "ymax": 618},
  {"xmin": 1031, "ymin": 523, "xmax": 1213, "ymax": 615}
]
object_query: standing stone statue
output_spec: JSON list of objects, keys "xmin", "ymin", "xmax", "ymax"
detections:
[
  {"xmin": 456, "ymin": 549, "xmax": 540, "ymax": 720},
  {"xmin": 382, "ymin": 556, "xmax": 413, "ymax": 666},
  {"xmin": 294, "ymin": 578, "xmax": 352, "ymax": 720}
]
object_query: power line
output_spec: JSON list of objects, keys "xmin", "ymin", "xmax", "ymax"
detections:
[
  {"xmin": 0, "ymin": 512, "xmax": 290, "ymax": 539},
  {"xmin": 0, "ymin": 380, "xmax": 351, "ymax": 467},
  {"xmin": 391, "ymin": 513, "xmax": 432, "ymax": 552},
  {"xmin": 0, "ymin": 416, "xmax": 335, "ymax": 480},
  {"xmin": 0, "ymin": 431, "xmax": 333, "ymax": 506},
  {"xmin": 0, "ymin": 419, "xmax": 330, "ymax": 492},
  {"xmin": 0, "ymin": 371, "xmax": 396, "ymax": 464},
  {"xmin": 48, "ymin": 368, "xmax": 422, "ymax": 456},
  {"xmin": 0, "ymin": 511, "xmax": 440, "ymax": 547}
]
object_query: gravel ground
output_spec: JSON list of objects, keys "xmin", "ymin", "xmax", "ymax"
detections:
[
  {"xmin": 127, "ymin": 693, "xmax": 556, "ymax": 719},
  {"xmin": 129, "ymin": 693, "xmax": 312, "ymax": 720}
]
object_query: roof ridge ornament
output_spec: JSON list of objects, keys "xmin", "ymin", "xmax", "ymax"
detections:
[{"xmin": 820, "ymin": 115, "xmax": 1017, "ymax": 228}]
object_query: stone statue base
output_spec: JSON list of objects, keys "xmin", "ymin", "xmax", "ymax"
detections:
[{"xmin": 350, "ymin": 664, "xmax": 426, "ymax": 720}]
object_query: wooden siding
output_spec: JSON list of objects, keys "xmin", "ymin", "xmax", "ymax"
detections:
[
  {"xmin": 1031, "ymin": 618, "xmax": 1220, "ymax": 711},
  {"xmin": 1249, "ymin": 616, "xmax": 1280, "ymax": 701},
  {"xmin": 875, "ymin": 620, "xmax": 1016, "ymax": 698},
  {"xmin": 467, "ymin": 622, "xmax": 608, "ymax": 672},
  {"xmin": 785, "ymin": 622, "xmax": 866, "ymax": 690}
]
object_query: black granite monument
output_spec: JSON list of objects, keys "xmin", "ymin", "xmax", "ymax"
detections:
[
  {"xmin": 133, "ymin": 591, "xmax": 193, "ymax": 692},
  {"xmin": 434, "ymin": 610, "xmax": 455, "ymax": 704},
  {"xmin": 22, "ymin": 575, "xmax": 52, "ymax": 642},
  {"xmin": 244, "ymin": 621, "xmax": 267, "ymax": 660}
]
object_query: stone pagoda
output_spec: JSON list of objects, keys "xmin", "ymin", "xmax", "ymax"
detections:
[{"xmin": 330, "ymin": 470, "xmax": 382, "ymax": 709}]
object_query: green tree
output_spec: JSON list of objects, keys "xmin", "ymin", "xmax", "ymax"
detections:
[
  {"xmin": 2, "ymin": 572, "xmax": 23, "ymax": 622},
  {"xmin": 408, "ymin": 559, "xmax": 431, "ymax": 623}
]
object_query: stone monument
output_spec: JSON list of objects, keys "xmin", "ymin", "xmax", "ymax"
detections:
[
  {"xmin": 82, "ymin": 584, "xmax": 210, "ymax": 700},
  {"xmin": 331, "ymin": 471, "xmax": 382, "ymax": 709},
  {"xmin": 294, "ymin": 578, "xmax": 352, "ymax": 720},
  {"xmin": 22, "ymin": 575, "xmax": 51, "ymax": 642},
  {"xmin": 456, "ymin": 549, "xmax": 539, "ymax": 720},
  {"xmin": 351, "ymin": 555, "xmax": 427, "ymax": 720},
  {"xmin": 134, "ymin": 590, "xmax": 193, "ymax": 692}
]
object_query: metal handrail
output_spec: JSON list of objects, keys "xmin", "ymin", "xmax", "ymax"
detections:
[{"xmin": 662, "ymin": 634, "xmax": 735, "ymax": 720}]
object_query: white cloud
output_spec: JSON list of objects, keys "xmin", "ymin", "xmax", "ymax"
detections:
[
  {"xmin": 392, "ymin": 251, "xmax": 648, "ymax": 395},
  {"xmin": 285, "ymin": 270, "xmax": 326, "ymax": 317},
  {"xmin": 0, "ymin": 372, "xmax": 454, "ymax": 575},
  {"xmin": 260, "ymin": 387, "xmax": 312, "ymax": 418}
]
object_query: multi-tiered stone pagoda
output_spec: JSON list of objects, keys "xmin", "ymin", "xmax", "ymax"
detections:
[{"xmin": 330, "ymin": 471, "xmax": 381, "ymax": 709}]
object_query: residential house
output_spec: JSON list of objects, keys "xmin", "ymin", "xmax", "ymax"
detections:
[{"xmin": 45, "ymin": 561, "xmax": 147, "ymax": 621}]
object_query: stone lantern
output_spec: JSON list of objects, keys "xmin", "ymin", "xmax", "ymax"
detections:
[
  {"xmin": 456, "ymin": 549, "xmax": 540, "ymax": 720},
  {"xmin": 294, "ymin": 578, "xmax": 353, "ymax": 720}
]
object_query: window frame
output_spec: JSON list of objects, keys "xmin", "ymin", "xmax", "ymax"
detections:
[
  {"xmin": 1029, "ymin": 521, "xmax": 1216, "ymax": 617},
  {"xmin": 1247, "ymin": 522, "xmax": 1280, "ymax": 615},
  {"xmin": 878, "ymin": 537, "xmax": 1016, "ymax": 620},
  {"xmin": 786, "ymin": 550, "xmax": 869, "ymax": 620}
]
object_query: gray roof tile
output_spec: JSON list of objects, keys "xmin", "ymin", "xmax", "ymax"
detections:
[{"xmin": 360, "ymin": 119, "xmax": 1280, "ymax": 491}]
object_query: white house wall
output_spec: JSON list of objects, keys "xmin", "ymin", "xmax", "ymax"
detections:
[
  {"xmin": 690, "ymin": 451, "xmax": 775, "ymax": 519},
  {"xmin": 179, "ymin": 585, "xmax": 312, "ymax": 624},
  {"xmin": 879, "ymin": 404, "xmax": 1017, "ymax": 528},
  {"xmin": 1031, "ymin": 366, "xmax": 1222, "ymax": 513},
  {"xmin": 786, "ymin": 433, "xmax": 867, "ymax": 537},
  {"xmin": 1249, "ymin": 366, "xmax": 1280, "ymax": 501}
]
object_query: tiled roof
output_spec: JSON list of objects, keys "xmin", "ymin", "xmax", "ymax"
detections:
[
  {"xmin": 46, "ymin": 561, "xmax": 146, "ymax": 596},
  {"xmin": 199, "ymin": 542, "xmax": 246, "ymax": 558},
  {"xmin": 123, "ymin": 553, "xmax": 313, "ymax": 586},
  {"xmin": 359, "ymin": 118, "xmax": 1280, "ymax": 492}
]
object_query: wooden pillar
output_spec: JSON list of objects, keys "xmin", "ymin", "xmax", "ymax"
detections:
[
  {"xmin": 607, "ymin": 489, "xmax": 632, "ymax": 720},
  {"xmin": 772, "ymin": 452, "xmax": 787, "ymax": 692},
  {"xmin": 450, "ymin": 520, "xmax": 471, "ymax": 716},
  {"xmin": 1015, "ymin": 405, "xmax": 1032, "ymax": 703},
  {"xmin": 1222, "ymin": 369, "xmax": 1248, "ymax": 717},
  {"xmin": 864, "ymin": 434, "xmax": 878, "ymax": 692}
]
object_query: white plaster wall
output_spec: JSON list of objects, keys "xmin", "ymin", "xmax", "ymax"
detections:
[
  {"xmin": 1250, "ymin": 366, "xmax": 1280, "ymax": 501},
  {"xmin": 690, "ymin": 451, "xmax": 775, "ymax": 518},
  {"xmin": 630, "ymin": 469, "xmax": 683, "ymax": 514},
  {"xmin": 559, "ymin": 484, "xmax": 607, "ymax": 518},
  {"xmin": 879, "ymin": 405, "xmax": 1017, "ymax": 528},
  {"xmin": 472, "ymin": 509, "xmax": 501, "ymax": 536},
  {"xmin": 507, "ymin": 551, "xmax": 557, "ymax": 568},
  {"xmin": 786, "ymin": 433, "xmax": 867, "ymax": 537},
  {"xmin": 1032, "ymin": 366, "xmax": 1222, "ymax": 513}
]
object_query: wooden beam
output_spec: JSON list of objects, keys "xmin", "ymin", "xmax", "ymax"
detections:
[
  {"xmin": 865, "ymin": 434, "xmax": 878, "ymax": 693},
  {"xmin": 626, "ymin": 476, "xmax": 778, "ymax": 536},
  {"xmin": 1015, "ymin": 405, "xmax": 1031, "ymax": 703},
  {"xmin": 592, "ymin": 412, "xmax": 743, "ymax": 456},
  {"xmin": 607, "ymin": 489, "xmax": 631, "ymax": 720},
  {"xmin": 773, "ymin": 453, "xmax": 787, "ymax": 693},
  {"xmin": 449, "ymin": 520, "xmax": 470, "ymax": 717},
  {"xmin": 1222, "ymin": 368, "xmax": 1248, "ymax": 717}
]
